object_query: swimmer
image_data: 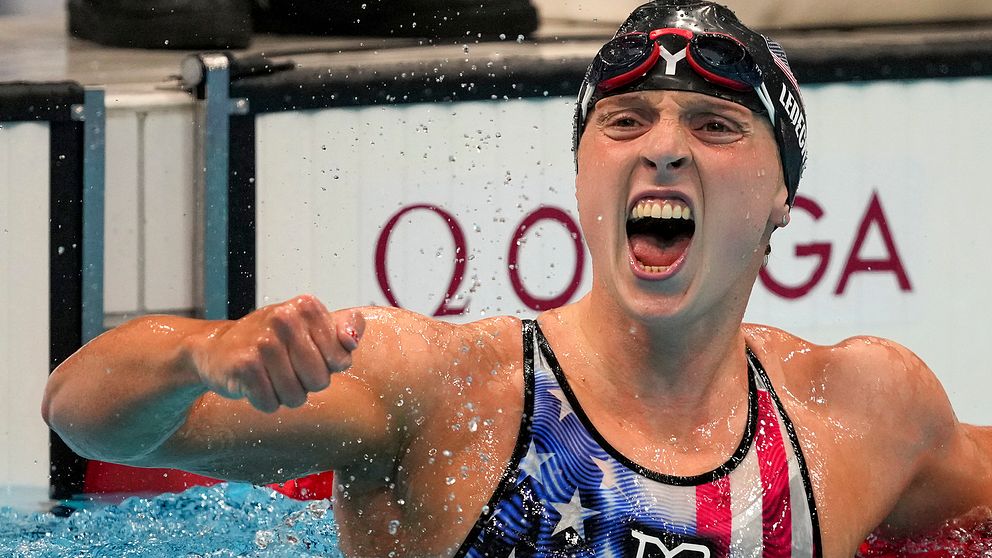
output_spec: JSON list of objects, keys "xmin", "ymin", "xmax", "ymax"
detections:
[{"xmin": 43, "ymin": 1, "xmax": 992, "ymax": 556}]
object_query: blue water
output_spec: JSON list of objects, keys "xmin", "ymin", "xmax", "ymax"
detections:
[
  {"xmin": 0, "ymin": 483, "xmax": 345, "ymax": 558},
  {"xmin": 5, "ymin": 482, "xmax": 992, "ymax": 557}
]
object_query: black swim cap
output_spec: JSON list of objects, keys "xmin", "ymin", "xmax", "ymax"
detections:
[{"xmin": 574, "ymin": 0, "xmax": 807, "ymax": 204}]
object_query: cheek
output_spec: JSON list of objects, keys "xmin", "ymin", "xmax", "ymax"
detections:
[
  {"xmin": 699, "ymin": 152, "xmax": 781, "ymax": 255},
  {"xmin": 575, "ymin": 183, "xmax": 610, "ymax": 250}
]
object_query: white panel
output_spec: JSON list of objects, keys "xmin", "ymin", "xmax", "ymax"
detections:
[
  {"xmin": 103, "ymin": 110, "xmax": 141, "ymax": 315},
  {"xmin": 256, "ymin": 97, "xmax": 589, "ymax": 321},
  {"xmin": 256, "ymin": 110, "xmax": 322, "ymax": 307},
  {"xmin": 0, "ymin": 121, "xmax": 51, "ymax": 488},
  {"xmin": 142, "ymin": 108, "xmax": 196, "ymax": 312}
]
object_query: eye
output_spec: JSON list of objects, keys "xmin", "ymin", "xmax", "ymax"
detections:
[
  {"xmin": 604, "ymin": 111, "xmax": 645, "ymax": 128},
  {"xmin": 600, "ymin": 110, "xmax": 651, "ymax": 140},
  {"xmin": 701, "ymin": 120, "xmax": 732, "ymax": 133},
  {"xmin": 612, "ymin": 116, "xmax": 640, "ymax": 127},
  {"xmin": 690, "ymin": 113, "xmax": 745, "ymax": 143}
]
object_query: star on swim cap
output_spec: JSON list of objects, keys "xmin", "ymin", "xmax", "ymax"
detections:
[{"xmin": 573, "ymin": 0, "xmax": 808, "ymax": 205}]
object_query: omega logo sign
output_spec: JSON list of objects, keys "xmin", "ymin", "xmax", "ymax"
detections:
[
  {"xmin": 375, "ymin": 204, "xmax": 585, "ymax": 316},
  {"xmin": 760, "ymin": 191, "xmax": 911, "ymax": 299},
  {"xmin": 373, "ymin": 191, "xmax": 910, "ymax": 316}
]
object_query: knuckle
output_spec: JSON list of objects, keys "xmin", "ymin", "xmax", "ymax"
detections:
[
  {"xmin": 255, "ymin": 335, "xmax": 281, "ymax": 357},
  {"xmin": 240, "ymin": 363, "xmax": 267, "ymax": 386},
  {"xmin": 295, "ymin": 294, "xmax": 325, "ymax": 319},
  {"xmin": 233, "ymin": 354, "xmax": 263, "ymax": 379},
  {"xmin": 295, "ymin": 293, "xmax": 322, "ymax": 308},
  {"xmin": 270, "ymin": 305, "xmax": 300, "ymax": 333}
]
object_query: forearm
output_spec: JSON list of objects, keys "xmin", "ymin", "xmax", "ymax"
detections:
[{"xmin": 42, "ymin": 315, "xmax": 216, "ymax": 463}]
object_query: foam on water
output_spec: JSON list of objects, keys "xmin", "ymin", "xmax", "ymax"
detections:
[{"xmin": 0, "ymin": 483, "xmax": 344, "ymax": 558}]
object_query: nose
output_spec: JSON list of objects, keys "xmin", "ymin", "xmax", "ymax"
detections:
[{"xmin": 640, "ymin": 119, "xmax": 693, "ymax": 183}]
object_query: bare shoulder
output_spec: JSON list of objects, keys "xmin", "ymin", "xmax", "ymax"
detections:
[{"xmin": 743, "ymin": 323, "xmax": 953, "ymax": 441}]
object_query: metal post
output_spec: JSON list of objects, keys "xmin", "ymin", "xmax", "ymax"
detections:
[
  {"xmin": 73, "ymin": 88, "xmax": 106, "ymax": 343},
  {"xmin": 201, "ymin": 54, "xmax": 232, "ymax": 320}
]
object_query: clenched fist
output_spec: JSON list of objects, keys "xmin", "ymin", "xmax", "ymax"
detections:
[{"xmin": 190, "ymin": 294, "xmax": 365, "ymax": 412}]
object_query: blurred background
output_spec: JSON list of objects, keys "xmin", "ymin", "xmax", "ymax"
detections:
[{"xmin": 3, "ymin": 0, "xmax": 992, "ymax": 26}]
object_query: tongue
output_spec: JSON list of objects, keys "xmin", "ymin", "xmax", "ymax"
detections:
[{"xmin": 630, "ymin": 233, "xmax": 691, "ymax": 267}]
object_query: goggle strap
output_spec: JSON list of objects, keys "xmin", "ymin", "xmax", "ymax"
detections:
[
  {"xmin": 578, "ymin": 81, "xmax": 596, "ymax": 123},
  {"xmin": 755, "ymin": 82, "xmax": 776, "ymax": 123}
]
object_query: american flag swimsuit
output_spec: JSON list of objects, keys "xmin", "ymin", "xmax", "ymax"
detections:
[{"xmin": 454, "ymin": 320, "xmax": 821, "ymax": 558}]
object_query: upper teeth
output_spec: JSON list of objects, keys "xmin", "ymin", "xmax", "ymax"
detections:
[{"xmin": 630, "ymin": 199, "xmax": 692, "ymax": 221}]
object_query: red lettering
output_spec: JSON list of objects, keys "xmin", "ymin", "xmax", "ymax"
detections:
[
  {"xmin": 760, "ymin": 195, "xmax": 832, "ymax": 299},
  {"xmin": 835, "ymin": 191, "xmax": 911, "ymax": 294},
  {"xmin": 507, "ymin": 206, "xmax": 585, "ymax": 311},
  {"xmin": 374, "ymin": 204, "xmax": 469, "ymax": 316}
]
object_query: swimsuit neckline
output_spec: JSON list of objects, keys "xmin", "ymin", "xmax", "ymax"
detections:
[{"xmin": 531, "ymin": 319, "xmax": 759, "ymax": 486}]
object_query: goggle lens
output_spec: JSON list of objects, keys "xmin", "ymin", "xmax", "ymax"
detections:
[
  {"xmin": 600, "ymin": 34, "xmax": 651, "ymax": 67},
  {"xmin": 694, "ymin": 35, "xmax": 747, "ymax": 67}
]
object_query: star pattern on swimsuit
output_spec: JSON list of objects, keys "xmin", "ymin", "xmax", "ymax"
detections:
[
  {"xmin": 591, "ymin": 456, "xmax": 618, "ymax": 490},
  {"xmin": 548, "ymin": 388, "xmax": 574, "ymax": 421},
  {"xmin": 550, "ymin": 487, "xmax": 600, "ymax": 540},
  {"xmin": 518, "ymin": 440, "xmax": 554, "ymax": 485}
]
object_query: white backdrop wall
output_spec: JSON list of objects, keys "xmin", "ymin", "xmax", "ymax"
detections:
[
  {"xmin": 256, "ymin": 76, "xmax": 992, "ymax": 424},
  {"xmin": 0, "ymin": 121, "xmax": 51, "ymax": 489}
]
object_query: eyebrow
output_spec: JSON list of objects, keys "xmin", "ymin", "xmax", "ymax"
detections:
[{"xmin": 599, "ymin": 91, "xmax": 753, "ymax": 113}]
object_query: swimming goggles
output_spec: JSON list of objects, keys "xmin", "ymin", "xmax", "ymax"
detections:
[{"xmin": 583, "ymin": 27, "xmax": 776, "ymax": 122}]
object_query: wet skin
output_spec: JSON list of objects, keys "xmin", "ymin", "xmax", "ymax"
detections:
[{"xmin": 44, "ymin": 90, "xmax": 992, "ymax": 557}]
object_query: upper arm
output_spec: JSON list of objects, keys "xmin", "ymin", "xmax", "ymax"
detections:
[{"xmin": 842, "ymin": 338, "xmax": 992, "ymax": 533}]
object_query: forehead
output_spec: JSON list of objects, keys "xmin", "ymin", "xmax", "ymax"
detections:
[{"xmin": 593, "ymin": 89, "xmax": 756, "ymax": 118}]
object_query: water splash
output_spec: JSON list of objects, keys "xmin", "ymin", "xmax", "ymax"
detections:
[{"xmin": 0, "ymin": 483, "xmax": 343, "ymax": 558}]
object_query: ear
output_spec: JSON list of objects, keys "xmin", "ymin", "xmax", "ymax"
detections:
[{"xmin": 769, "ymin": 184, "xmax": 791, "ymax": 230}]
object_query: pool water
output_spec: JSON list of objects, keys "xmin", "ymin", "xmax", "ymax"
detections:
[
  {"xmin": 0, "ymin": 483, "xmax": 345, "ymax": 557},
  {"xmin": 857, "ymin": 507, "xmax": 992, "ymax": 558},
  {"xmin": 3, "ymin": 482, "xmax": 992, "ymax": 557}
]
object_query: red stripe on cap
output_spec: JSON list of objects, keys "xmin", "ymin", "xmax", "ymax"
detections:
[
  {"xmin": 696, "ymin": 475, "xmax": 732, "ymax": 557},
  {"xmin": 756, "ymin": 389, "xmax": 793, "ymax": 557}
]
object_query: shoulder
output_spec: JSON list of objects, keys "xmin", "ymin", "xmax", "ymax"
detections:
[
  {"xmin": 745, "ymin": 324, "xmax": 934, "ymax": 388},
  {"xmin": 744, "ymin": 323, "xmax": 954, "ymax": 444}
]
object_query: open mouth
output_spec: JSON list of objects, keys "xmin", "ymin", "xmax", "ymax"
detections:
[{"xmin": 626, "ymin": 198, "xmax": 695, "ymax": 274}]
